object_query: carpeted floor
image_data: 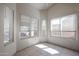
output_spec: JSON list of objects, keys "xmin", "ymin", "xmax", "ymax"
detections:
[{"xmin": 15, "ymin": 43, "xmax": 79, "ymax": 56}]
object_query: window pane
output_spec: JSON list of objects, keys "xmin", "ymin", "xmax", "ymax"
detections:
[
  {"xmin": 51, "ymin": 32, "xmax": 60, "ymax": 37},
  {"xmin": 51, "ymin": 19, "xmax": 60, "ymax": 31},
  {"xmin": 20, "ymin": 15, "xmax": 30, "ymax": 39},
  {"xmin": 4, "ymin": 7, "xmax": 14, "ymax": 44},
  {"xmin": 61, "ymin": 15, "xmax": 76, "ymax": 31},
  {"xmin": 50, "ymin": 14, "xmax": 76, "ymax": 39},
  {"xmin": 20, "ymin": 15, "xmax": 39, "ymax": 39},
  {"xmin": 31, "ymin": 18, "xmax": 39, "ymax": 37},
  {"xmin": 61, "ymin": 14, "xmax": 76, "ymax": 38},
  {"xmin": 4, "ymin": 16, "xmax": 10, "ymax": 43},
  {"xmin": 20, "ymin": 26, "xmax": 30, "ymax": 39},
  {"xmin": 42, "ymin": 20, "xmax": 46, "ymax": 31},
  {"xmin": 61, "ymin": 32, "xmax": 75, "ymax": 38},
  {"xmin": 31, "ymin": 19, "xmax": 38, "ymax": 30},
  {"xmin": 50, "ymin": 19, "xmax": 60, "ymax": 37},
  {"xmin": 31, "ymin": 31, "xmax": 34, "ymax": 37}
]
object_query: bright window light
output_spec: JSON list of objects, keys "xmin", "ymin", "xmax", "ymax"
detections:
[
  {"xmin": 42, "ymin": 20, "xmax": 46, "ymax": 30},
  {"xmin": 43, "ymin": 48, "xmax": 59, "ymax": 55},
  {"xmin": 35, "ymin": 44, "xmax": 59, "ymax": 55},
  {"xmin": 31, "ymin": 31, "xmax": 34, "ymax": 36},
  {"xmin": 35, "ymin": 44, "xmax": 48, "ymax": 48},
  {"xmin": 51, "ymin": 19, "xmax": 60, "ymax": 25}
]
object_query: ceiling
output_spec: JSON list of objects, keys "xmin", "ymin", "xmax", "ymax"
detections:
[{"xmin": 29, "ymin": 3, "xmax": 55, "ymax": 10}]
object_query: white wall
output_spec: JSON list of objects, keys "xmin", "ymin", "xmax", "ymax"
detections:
[
  {"xmin": 0, "ymin": 3, "xmax": 16, "ymax": 56},
  {"xmin": 47, "ymin": 4, "xmax": 79, "ymax": 51},
  {"xmin": 0, "ymin": 3, "xmax": 48, "ymax": 55},
  {"xmin": 0, "ymin": 4, "xmax": 5, "ymax": 56},
  {"xmin": 16, "ymin": 4, "xmax": 41, "ymax": 51}
]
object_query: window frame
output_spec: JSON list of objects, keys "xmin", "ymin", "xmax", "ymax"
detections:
[
  {"xmin": 20, "ymin": 15, "xmax": 39, "ymax": 40},
  {"xmin": 50, "ymin": 14, "xmax": 77, "ymax": 39},
  {"xmin": 30, "ymin": 18, "xmax": 39, "ymax": 38},
  {"xmin": 4, "ymin": 6, "xmax": 14, "ymax": 45}
]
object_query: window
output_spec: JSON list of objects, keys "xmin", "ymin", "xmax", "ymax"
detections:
[
  {"xmin": 41, "ymin": 20, "xmax": 47, "ymax": 36},
  {"xmin": 50, "ymin": 18, "xmax": 61, "ymax": 37},
  {"xmin": 20, "ymin": 26, "xmax": 30, "ymax": 39},
  {"xmin": 20, "ymin": 15, "xmax": 39, "ymax": 40},
  {"xmin": 61, "ymin": 15, "xmax": 76, "ymax": 39},
  {"xmin": 20, "ymin": 15, "xmax": 30, "ymax": 39},
  {"xmin": 50, "ymin": 14, "xmax": 76, "ymax": 39},
  {"xmin": 4, "ymin": 7, "xmax": 14, "ymax": 44},
  {"xmin": 30, "ymin": 18, "xmax": 39, "ymax": 37},
  {"xmin": 42, "ymin": 20, "xmax": 46, "ymax": 31}
]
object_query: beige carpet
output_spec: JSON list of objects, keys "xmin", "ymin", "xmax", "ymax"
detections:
[{"xmin": 15, "ymin": 43, "xmax": 79, "ymax": 56}]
